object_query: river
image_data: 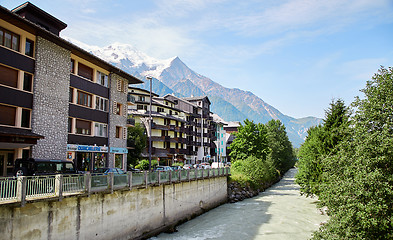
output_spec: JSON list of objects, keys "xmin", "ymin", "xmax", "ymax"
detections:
[{"xmin": 151, "ymin": 168, "xmax": 328, "ymax": 240}]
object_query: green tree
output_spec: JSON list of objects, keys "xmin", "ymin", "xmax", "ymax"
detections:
[
  {"xmin": 229, "ymin": 119, "xmax": 269, "ymax": 161},
  {"xmin": 127, "ymin": 123, "xmax": 147, "ymax": 167},
  {"xmin": 314, "ymin": 67, "xmax": 393, "ymax": 239},
  {"xmin": 295, "ymin": 125, "xmax": 325, "ymax": 196},
  {"xmin": 295, "ymin": 99, "xmax": 350, "ymax": 196},
  {"xmin": 265, "ymin": 119, "xmax": 296, "ymax": 176}
]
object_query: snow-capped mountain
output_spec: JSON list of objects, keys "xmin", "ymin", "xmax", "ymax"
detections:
[{"xmin": 68, "ymin": 39, "xmax": 321, "ymax": 147}]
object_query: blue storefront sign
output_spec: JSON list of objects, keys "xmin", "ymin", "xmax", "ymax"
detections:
[
  {"xmin": 109, "ymin": 147, "xmax": 128, "ymax": 154},
  {"xmin": 67, "ymin": 144, "xmax": 108, "ymax": 153}
]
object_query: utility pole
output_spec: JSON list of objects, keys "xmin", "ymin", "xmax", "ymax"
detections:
[{"xmin": 147, "ymin": 76, "xmax": 152, "ymax": 171}]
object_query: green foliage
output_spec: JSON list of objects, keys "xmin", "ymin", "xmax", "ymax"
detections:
[
  {"xmin": 229, "ymin": 119, "xmax": 269, "ymax": 161},
  {"xmin": 229, "ymin": 119, "xmax": 294, "ymax": 189},
  {"xmin": 295, "ymin": 99, "xmax": 350, "ymax": 196},
  {"xmin": 266, "ymin": 119, "xmax": 296, "ymax": 175},
  {"xmin": 127, "ymin": 123, "xmax": 147, "ymax": 167},
  {"xmin": 309, "ymin": 67, "xmax": 393, "ymax": 239},
  {"xmin": 172, "ymin": 162, "xmax": 184, "ymax": 167},
  {"xmin": 135, "ymin": 159, "xmax": 158, "ymax": 170},
  {"xmin": 295, "ymin": 125, "xmax": 325, "ymax": 196},
  {"xmin": 230, "ymin": 156, "xmax": 278, "ymax": 188}
]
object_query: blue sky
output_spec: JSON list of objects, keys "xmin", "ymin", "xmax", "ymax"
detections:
[{"xmin": 3, "ymin": 0, "xmax": 393, "ymax": 118}]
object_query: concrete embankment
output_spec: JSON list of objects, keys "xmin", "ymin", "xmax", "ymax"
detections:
[{"xmin": 0, "ymin": 177, "xmax": 228, "ymax": 240}]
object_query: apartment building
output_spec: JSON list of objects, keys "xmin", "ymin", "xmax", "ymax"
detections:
[
  {"xmin": 0, "ymin": 2, "xmax": 142, "ymax": 176},
  {"xmin": 128, "ymin": 88, "xmax": 188, "ymax": 166}
]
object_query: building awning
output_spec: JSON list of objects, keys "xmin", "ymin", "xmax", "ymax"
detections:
[{"xmin": 0, "ymin": 126, "xmax": 44, "ymax": 148}]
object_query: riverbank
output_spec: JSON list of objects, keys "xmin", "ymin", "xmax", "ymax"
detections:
[
  {"xmin": 153, "ymin": 168, "xmax": 328, "ymax": 240},
  {"xmin": 227, "ymin": 175, "xmax": 281, "ymax": 203}
]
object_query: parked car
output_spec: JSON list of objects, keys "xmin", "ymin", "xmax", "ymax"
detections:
[
  {"xmin": 171, "ymin": 166, "xmax": 182, "ymax": 171},
  {"xmin": 211, "ymin": 162, "xmax": 224, "ymax": 168},
  {"xmin": 13, "ymin": 158, "xmax": 77, "ymax": 176},
  {"xmin": 94, "ymin": 168, "xmax": 126, "ymax": 174},
  {"xmin": 199, "ymin": 162, "xmax": 211, "ymax": 169},
  {"xmin": 183, "ymin": 164, "xmax": 192, "ymax": 169},
  {"xmin": 154, "ymin": 166, "xmax": 173, "ymax": 171}
]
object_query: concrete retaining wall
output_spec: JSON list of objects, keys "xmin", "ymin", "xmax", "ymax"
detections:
[{"xmin": 0, "ymin": 177, "xmax": 227, "ymax": 240}]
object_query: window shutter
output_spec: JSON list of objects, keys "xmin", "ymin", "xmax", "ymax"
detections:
[
  {"xmin": 123, "ymin": 104, "xmax": 127, "ymax": 117},
  {"xmin": 117, "ymin": 79, "xmax": 121, "ymax": 92},
  {"xmin": 123, "ymin": 127, "xmax": 127, "ymax": 139},
  {"xmin": 123, "ymin": 80, "xmax": 128, "ymax": 94},
  {"xmin": 113, "ymin": 101, "xmax": 117, "ymax": 114}
]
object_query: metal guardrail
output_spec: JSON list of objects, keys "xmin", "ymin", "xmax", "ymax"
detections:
[{"xmin": 0, "ymin": 168, "xmax": 230, "ymax": 205}]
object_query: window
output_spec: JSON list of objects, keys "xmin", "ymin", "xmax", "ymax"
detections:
[
  {"xmin": 138, "ymin": 96, "xmax": 145, "ymax": 102},
  {"xmin": 157, "ymin": 107, "xmax": 164, "ymax": 113},
  {"xmin": 0, "ymin": 27, "xmax": 19, "ymax": 51},
  {"xmin": 68, "ymin": 118, "xmax": 72, "ymax": 133},
  {"xmin": 23, "ymin": 73, "xmax": 33, "ymax": 92},
  {"xmin": 96, "ymin": 96, "xmax": 108, "ymax": 112},
  {"xmin": 70, "ymin": 59, "xmax": 75, "ymax": 73},
  {"xmin": 137, "ymin": 104, "xmax": 145, "ymax": 110},
  {"xmin": 77, "ymin": 90, "xmax": 92, "ymax": 108},
  {"xmin": 77, "ymin": 63, "xmax": 93, "ymax": 80},
  {"xmin": 115, "ymin": 154, "xmax": 123, "ymax": 169},
  {"xmin": 95, "ymin": 123, "xmax": 108, "ymax": 137},
  {"xmin": 0, "ymin": 104, "xmax": 16, "ymax": 126},
  {"xmin": 0, "ymin": 64, "xmax": 18, "ymax": 88},
  {"xmin": 116, "ymin": 126, "xmax": 122, "ymax": 138},
  {"xmin": 69, "ymin": 88, "xmax": 74, "ymax": 103},
  {"xmin": 96, "ymin": 71, "xmax": 108, "ymax": 87},
  {"xmin": 25, "ymin": 39, "xmax": 34, "ymax": 57},
  {"xmin": 116, "ymin": 103, "xmax": 122, "ymax": 115},
  {"xmin": 21, "ymin": 109, "xmax": 31, "ymax": 128},
  {"xmin": 76, "ymin": 119, "xmax": 91, "ymax": 135}
]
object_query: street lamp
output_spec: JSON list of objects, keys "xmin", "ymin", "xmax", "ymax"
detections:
[{"xmin": 147, "ymin": 76, "xmax": 152, "ymax": 171}]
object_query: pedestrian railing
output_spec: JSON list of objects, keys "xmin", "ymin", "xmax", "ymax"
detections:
[{"xmin": 0, "ymin": 168, "xmax": 230, "ymax": 205}]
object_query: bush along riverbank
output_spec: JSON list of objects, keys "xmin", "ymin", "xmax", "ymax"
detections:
[{"xmin": 226, "ymin": 119, "xmax": 297, "ymax": 203}]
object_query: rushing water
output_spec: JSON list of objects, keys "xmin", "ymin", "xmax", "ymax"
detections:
[{"xmin": 152, "ymin": 168, "xmax": 328, "ymax": 240}]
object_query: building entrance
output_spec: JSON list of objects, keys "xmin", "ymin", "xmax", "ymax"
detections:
[{"xmin": 0, "ymin": 150, "xmax": 15, "ymax": 177}]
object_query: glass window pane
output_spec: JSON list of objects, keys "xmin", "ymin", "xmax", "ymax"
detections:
[
  {"xmin": 25, "ymin": 39, "xmax": 34, "ymax": 57},
  {"xmin": 4, "ymin": 32, "xmax": 11, "ymax": 48},
  {"xmin": 23, "ymin": 73, "xmax": 32, "ymax": 92},
  {"xmin": 12, "ymin": 35, "xmax": 19, "ymax": 51},
  {"xmin": 21, "ymin": 109, "xmax": 30, "ymax": 128},
  {"xmin": 0, "ymin": 30, "xmax": 3, "ymax": 45}
]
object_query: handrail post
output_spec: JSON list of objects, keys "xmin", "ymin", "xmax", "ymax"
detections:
[
  {"xmin": 128, "ymin": 171, "xmax": 132, "ymax": 190},
  {"xmin": 108, "ymin": 172, "xmax": 114, "ymax": 193},
  {"xmin": 55, "ymin": 174, "xmax": 63, "ymax": 201},
  {"xmin": 16, "ymin": 176, "xmax": 26, "ymax": 206},
  {"xmin": 85, "ymin": 173, "xmax": 91, "ymax": 195},
  {"xmin": 145, "ymin": 171, "xmax": 148, "ymax": 188},
  {"xmin": 187, "ymin": 169, "xmax": 190, "ymax": 182},
  {"xmin": 158, "ymin": 171, "xmax": 161, "ymax": 185},
  {"xmin": 169, "ymin": 171, "xmax": 172, "ymax": 184}
]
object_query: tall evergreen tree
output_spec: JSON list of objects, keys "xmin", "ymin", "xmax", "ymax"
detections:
[
  {"xmin": 266, "ymin": 119, "xmax": 296, "ymax": 175},
  {"xmin": 127, "ymin": 123, "xmax": 147, "ymax": 167},
  {"xmin": 314, "ymin": 67, "xmax": 393, "ymax": 239}
]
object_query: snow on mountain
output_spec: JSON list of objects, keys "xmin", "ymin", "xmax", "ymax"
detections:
[{"xmin": 67, "ymin": 39, "xmax": 321, "ymax": 147}]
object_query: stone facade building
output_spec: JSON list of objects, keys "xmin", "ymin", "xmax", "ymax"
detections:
[{"xmin": 0, "ymin": 2, "xmax": 142, "ymax": 176}]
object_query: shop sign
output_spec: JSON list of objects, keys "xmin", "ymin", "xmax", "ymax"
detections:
[
  {"xmin": 110, "ymin": 147, "xmax": 128, "ymax": 154},
  {"xmin": 67, "ymin": 144, "xmax": 108, "ymax": 153}
]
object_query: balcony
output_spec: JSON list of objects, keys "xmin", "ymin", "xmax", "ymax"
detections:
[
  {"xmin": 127, "ymin": 94, "xmax": 136, "ymax": 103},
  {"xmin": 127, "ymin": 118, "xmax": 135, "ymax": 125},
  {"xmin": 169, "ymin": 125, "xmax": 175, "ymax": 131}
]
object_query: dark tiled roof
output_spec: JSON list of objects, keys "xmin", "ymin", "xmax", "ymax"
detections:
[{"xmin": 0, "ymin": 126, "xmax": 44, "ymax": 139}]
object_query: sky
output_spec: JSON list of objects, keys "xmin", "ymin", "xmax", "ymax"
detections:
[{"xmin": 2, "ymin": 0, "xmax": 393, "ymax": 118}]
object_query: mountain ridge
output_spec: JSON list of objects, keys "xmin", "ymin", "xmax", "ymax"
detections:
[{"xmin": 71, "ymin": 41, "xmax": 322, "ymax": 147}]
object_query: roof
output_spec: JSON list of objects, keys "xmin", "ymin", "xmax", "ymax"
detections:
[
  {"xmin": 12, "ymin": 2, "xmax": 67, "ymax": 33},
  {"xmin": 162, "ymin": 94, "xmax": 199, "ymax": 109},
  {"xmin": 0, "ymin": 3, "xmax": 143, "ymax": 84},
  {"xmin": 0, "ymin": 126, "xmax": 44, "ymax": 139},
  {"xmin": 183, "ymin": 96, "xmax": 211, "ymax": 105}
]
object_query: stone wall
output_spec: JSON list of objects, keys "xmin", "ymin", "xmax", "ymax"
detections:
[
  {"xmin": 108, "ymin": 73, "xmax": 127, "ymax": 168},
  {"xmin": 0, "ymin": 177, "xmax": 228, "ymax": 240},
  {"xmin": 31, "ymin": 37, "xmax": 70, "ymax": 160}
]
